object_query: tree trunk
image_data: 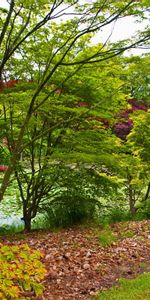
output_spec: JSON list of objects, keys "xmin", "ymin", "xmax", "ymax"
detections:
[
  {"xmin": 23, "ymin": 203, "xmax": 32, "ymax": 231},
  {"xmin": 23, "ymin": 217, "xmax": 32, "ymax": 232},
  {"xmin": 144, "ymin": 182, "xmax": 150, "ymax": 202},
  {"xmin": 127, "ymin": 171, "xmax": 136, "ymax": 216},
  {"xmin": 129, "ymin": 184, "xmax": 136, "ymax": 216}
]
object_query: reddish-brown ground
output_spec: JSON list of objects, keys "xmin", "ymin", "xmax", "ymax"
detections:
[{"xmin": 1, "ymin": 220, "xmax": 150, "ymax": 300}]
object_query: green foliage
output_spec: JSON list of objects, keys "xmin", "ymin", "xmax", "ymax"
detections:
[
  {"xmin": 108, "ymin": 208, "xmax": 132, "ymax": 223},
  {"xmin": 40, "ymin": 166, "xmax": 100, "ymax": 228},
  {"xmin": 128, "ymin": 111, "xmax": 150, "ymax": 163},
  {"xmin": 0, "ymin": 145, "xmax": 10, "ymax": 165},
  {"xmin": 97, "ymin": 225, "xmax": 116, "ymax": 247},
  {"xmin": 0, "ymin": 243, "xmax": 46, "ymax": 299},
  {"xmin": 0, "ymin": 223, "xmax": 24, "ymax": 235},
  {"xmin": 138, "ymin": 202, "xmax": 150, "ymax": 220},
  {"xmin": 123, "ymin": 56, "xmax": 150, "ymax": 102},
  {"xmin": 44, "ymin": 195, "xmax": 95, "ymax": 228},
  {"xmin": 39, "ymin": 164, "xmax": 131, "ymax": 229},
  {"xmin": 95, "ymin": 273, "xmax": 150, "ymax": 300}
]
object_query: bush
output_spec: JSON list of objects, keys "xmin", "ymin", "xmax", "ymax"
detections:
[
  {"xmin": 0, "ymin": 243, "xmax": 46, "ymax": 299},
  {"xmin": 108, "ymin": 208, "xmax": 132, "ymax": 223},
  {"xmin": 44, "ymin": 194, "xmax": 96, "ymax": 228},
  {"xmin": 38, "ymin": 165, "xmax": 100, "ymax": 228}
]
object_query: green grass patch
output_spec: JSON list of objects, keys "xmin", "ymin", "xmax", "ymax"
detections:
[
  {"xmin": 0, "ymin": 223, "xmax": 24, "ymax": 235},
  {"xmin": 95, "ymin": 272, "xmax": 150, "ymax": 300},
  {"xmin": 97, "ymin": 225, "xmax": 116, "ymax": 247}
]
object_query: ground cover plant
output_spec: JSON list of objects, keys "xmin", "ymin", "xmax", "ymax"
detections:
[
  {"xmin": 0, "ymin": 243, "xmax": 46, "ymax": 299},
  {"xmin": 96, "ymin": 224, "xmax": 117, "ymax": 247}
]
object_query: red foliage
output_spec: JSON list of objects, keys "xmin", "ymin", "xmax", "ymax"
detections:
[
  {"xmin": 0, "ymin": 80, "xmax": 19, "ymax": 91},
  {"xmin": 76, "ymin": 101, "xmax": 89, "ymax": 107},
  {"xmin": 0, "ymin": 80, "xmax": 5, "ymax": 91},
  {"xmin": 114, "ymin": 99, "xmax": 148, "ymax": 140},
  {"xmin": 87, "ymin": 116, "xmax": 110, "ymax": 129},
  {"xmin": 4, "ymin": 80, "xmax": 19, "ymax": 88},
  {"xmin": 0, "ymin": 165, "xmax": 8, "ymax": 172}
]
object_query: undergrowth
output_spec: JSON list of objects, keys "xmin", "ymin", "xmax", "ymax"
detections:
[{"xmin": 96, "ymin": 224, "xmax": 117, "ymax": 247}]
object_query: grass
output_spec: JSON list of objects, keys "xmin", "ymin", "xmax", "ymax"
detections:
[
  {"xmin": 95, "ymin": 272, "xmax": 150, "ymax": 300},
  {"xmin": 0, "ymin": 223, "xmax": 24, "ymax": 234},
  {"xmin": 97, "ymin": 224, "xmax": 117, "ymax": 247}
]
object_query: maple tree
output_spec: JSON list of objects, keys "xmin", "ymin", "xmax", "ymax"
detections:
[
  {"xmin": 0, "ymin": 56, "xmax": 127, "ymax": 230},
  {"xmin": 0, "ymin": 1, "xmax": 149, "ymax": 231},
  {"xmin": 0, "ymin": 0, "xmax": 149, "ymax": 204}
]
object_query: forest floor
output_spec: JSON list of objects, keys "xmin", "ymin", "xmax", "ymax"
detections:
[{"xmin": 1, "ymin": 220, "xmax": 150, "ymax": 300}]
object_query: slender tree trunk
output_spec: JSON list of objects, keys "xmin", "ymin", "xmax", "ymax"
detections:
[
  {"xmin": 127, "ymin": 171, "xmax": 136, "ymax": 216},
  {"xmin": 23, "ymin": 208, "xmax": 32, "ymax": 232},
  {"xmin": 0, "ymin": 165, "xmax": 13, "ymax": 201},
  {"xmin": 129, "ymin": 185, "xmax": 136, "ymax": 216},
  {"xmin": 144, "ymin": 182, "xmax": 150, "ymax": 202},
  {"xmin": 24, "ymin": 217, "xmax": 31, "ymax": 232}
]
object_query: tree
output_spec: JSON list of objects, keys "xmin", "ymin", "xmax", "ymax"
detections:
[
  {"xmin": 0, "ymin": 53, "xmax": 128, "ymax": 230},
  {"xmin": 0, "ymin": 0, "xmax": 149, "ymax": 210},
  {"xmin": 127, "ymin": 110, "xmax": 150, "ymax": 209}
]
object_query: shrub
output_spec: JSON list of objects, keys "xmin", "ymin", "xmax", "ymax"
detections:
[
  {"xmin": 0, "ymin": 243, "xmax": 46, "ymax": 299},
  {"xmin": 44, "ymin": 194, "xmax": 96, "ymax": 228},
  {"xmin": 108, "ymin": 208, "xmax": 131, "ymax": 223}
]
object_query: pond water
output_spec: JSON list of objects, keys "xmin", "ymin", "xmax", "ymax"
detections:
[
  {"xmin": 0, "ymin": 213, "xmax": 23, "ymax": 227},
  {"xmin": 0, "ymin": 176, "xmax": 49, "ymax": 231},
  {"xmin": 0, "ymin": 189, "xmax": 45, "ymax": 231},
  {"xmin": 0, "ymin": 178, "xmax": 24, "ymax": 230}
]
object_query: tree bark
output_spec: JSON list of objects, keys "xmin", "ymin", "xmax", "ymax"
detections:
[
  {"xmin": 129, "ymin": 185, "xmax": 136, "ymax": 216},
  {"xmin": 23, "ymin": 217, "xmax": 31, "ymax": 232},
  {"xmin": 127, "ymin": 171, "xmax": 136, "ymax": 216},
  {"xmin": 144, "ymin": 182, "xmax": 150, "ymax": 202}
]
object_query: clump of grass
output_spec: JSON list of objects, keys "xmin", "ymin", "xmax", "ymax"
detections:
[
  {"xmin": 95, "ymin": 272, "xmax": 150, "ymax": 300},
  {"xmin": 97, "ymin": 225, "xmax": 116, "ymax": 247},
  {"xmin": 0, "ymin": 223, "xmax": 24, "ymax": 235},
  {"xmin": 108, "ymin": 208, "xmax": 132, "ymax": 223},
  {"xmin": 119, "ymin": 229, "xmax": 135, "ymax": 239}
]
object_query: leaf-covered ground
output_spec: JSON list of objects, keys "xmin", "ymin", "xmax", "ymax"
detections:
[{"xmin": 1, "ymin": 220, "xmax": 150, "ymax": 299}]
